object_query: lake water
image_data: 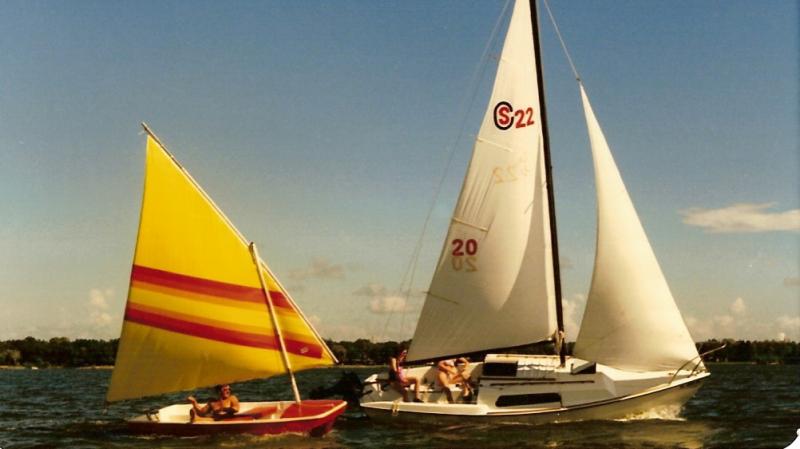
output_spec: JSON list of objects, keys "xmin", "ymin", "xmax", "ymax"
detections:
[{"xmin": 1, "ymin": 363, "xmax": 797, "ymax": 449}]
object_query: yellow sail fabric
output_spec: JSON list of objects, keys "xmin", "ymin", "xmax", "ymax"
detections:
[{"xmin": 107, "ymin": 135, "xmax": 335, "ymax": 402}]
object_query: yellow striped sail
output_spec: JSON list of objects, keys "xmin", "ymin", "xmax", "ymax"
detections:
[{"xmin": 106, "ymin": 131, "xmax": 335, "ymax": 402}]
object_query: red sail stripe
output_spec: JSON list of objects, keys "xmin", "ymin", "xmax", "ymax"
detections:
[
  {"xmin": 131, "ymin": 265, "xmax": 294, "ymax": 310},
  {"xmin": 125, "ymin": 305, "xmax": 323, "ymax": 359}
]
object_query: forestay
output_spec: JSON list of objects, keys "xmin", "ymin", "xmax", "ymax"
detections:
[
  {"xmin": 408, "ymin": 0, "xmax": 557, "ymax": 363},
  {"xmin": 574, "ymin": 86, "xmax": 699, "ymax": 372},
  {"xmin": 107, "ymin": 136, "xmax": 335, "ymax": 402}
]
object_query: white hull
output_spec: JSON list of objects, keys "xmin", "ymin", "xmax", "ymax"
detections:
[{"xmin": 361, "ymin": 354, "xmax": 708, "ymax": 425}]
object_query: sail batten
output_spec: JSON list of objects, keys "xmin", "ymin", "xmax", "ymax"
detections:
[{"xmin": 107, "ymin": 133, "xmax": 335, "ymax": 402}]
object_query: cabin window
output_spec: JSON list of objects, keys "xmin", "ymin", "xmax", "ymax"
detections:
[
  {"xmin": 495, "ymin": 393, "xmax": 561, "ymax": 407},
  {"xmin": 483, "ymin": 362, "xmax": 518, "ymax": 377}
]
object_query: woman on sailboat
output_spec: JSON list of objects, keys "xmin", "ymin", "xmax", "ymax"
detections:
[{"xmin": 389, "ymin": 349, "xmax": 421, "ymax": 402}]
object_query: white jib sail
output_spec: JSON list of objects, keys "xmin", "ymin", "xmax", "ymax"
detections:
[
  {"xmin": 408, "ymin": 0, "xmax": 557, "ymax": 362},
  {"xmin": 574, "ymin": 85, "xmax": 699, "ymax": 372}
]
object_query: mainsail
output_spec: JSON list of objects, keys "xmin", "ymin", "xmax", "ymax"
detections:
[
  {"xmin": 408, "ymin": 0, "xmax": 557, "ymax": 363},
  {"xmin": 574, "ymin": 85, "xmax": 699, "ymax": 372},
  {"xmin": 107, "ymin": 134, "xmax": 335, "ymax": 402}
]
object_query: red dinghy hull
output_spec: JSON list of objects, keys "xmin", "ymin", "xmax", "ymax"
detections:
[{"xmin": 126, "ymin": 399, "xmax": 346, "ymax": 437}]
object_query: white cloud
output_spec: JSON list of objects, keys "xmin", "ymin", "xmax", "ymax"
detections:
[
  {"xmin": 714, "ymin": 314, "xmax": 734, "ymax": 328},
  {"xmin": 288, "ymin": 257, "xmax": 345, "ymax": 281},
  {"xmin": 776, "ymin": 315, "xmax": 800, "ymax": 341},
  {"xmin": 562, "ymin": 293, "xmax": 585, "ymax": 339},
  {"xmin": 352, "ymin": 283, "xmax": 388, "ymax": 297},
  {"xmin": 317, "ymin": 323, "xmax": 370, "ymax": 341},
  {"xmin": 680, "ymin": 203, "xmax": 800, "ymax": 233},
  {"xmin": 729, "ymin": 297, "xmax": 746, "ymax": 317},
  {"xmin": 369, "ymin": 295, "xmax": 410, "ymax": 314},
  {"xmin": 685, "ymin": 315, "xmax": 714, "ymax": 341},
  {"xmin": 89, "ymin": 288, "xmax": 109, "ymax": 310},
  {"xmin": 88, "ymin": 288, "xmax": 115, "ymax": 329},
  {"xmin": 4, "ymin": 287, "xmax": 123, "ymax": 340},
  {"xmin": 685, "ymin": 295, "xmax": 800, "ymax": 341}
]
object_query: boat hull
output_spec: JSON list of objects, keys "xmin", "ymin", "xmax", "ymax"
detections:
[
  {"xmin": 361, "ymin": 355, "xmax": 709, "ymax": 426},
  {"xmin": 127, "ymin": 399, "xmax": 347, "ymax": 437},
  {"xmin": 363, "ymin": 375, "xmax": 705, "ymax": 426}
]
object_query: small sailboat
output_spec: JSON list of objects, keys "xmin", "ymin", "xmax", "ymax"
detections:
[
  {"xmin": 361, "ymin": 0, "xmax": 709, "ymax": 424},
  {"xmin": 106, "ymin": 124, "xmax": 346, "ymax": 436}
]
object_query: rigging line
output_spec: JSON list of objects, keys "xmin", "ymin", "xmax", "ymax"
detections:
[
  {"xmin": 542, "ymin": 0, "xmax": 582, "ymax": 82},
  {"xmin": 379, "ymin": 0, "xmax": 514, "ymax": 342}
]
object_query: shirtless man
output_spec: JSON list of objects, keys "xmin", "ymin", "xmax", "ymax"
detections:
[
  {"xmin": 187, "ymin": 384, "xmax": 240, "ymax": 421},
  {"xmin": 437, "ymin": 357, "xmax": 473, "ymax": 403}
]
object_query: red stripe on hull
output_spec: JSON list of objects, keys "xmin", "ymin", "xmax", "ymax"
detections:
[
  {"xmin": 131, "ymin": 265, "xmax": 294, "ymax": 310},
  {"xmin": 125, "ymin": 305, "xmax": 323, "ymax": 358}
]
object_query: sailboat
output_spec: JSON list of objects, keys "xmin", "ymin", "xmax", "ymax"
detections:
[
  {"xmin": 106, "ymin": 124, "xmax": 346, "ymax": 436},
  {"xmin": 361, "ymin": 0, "xmax": 709, "ymax": 424}
]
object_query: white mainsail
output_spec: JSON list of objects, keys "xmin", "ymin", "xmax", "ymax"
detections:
[
  {"xmin": 408, "ymin": 0, "xmax": 557, "ymax": 362},
  {"xmin": 574, "ymin": 85, "xmax": 699, "ymax": 372}
]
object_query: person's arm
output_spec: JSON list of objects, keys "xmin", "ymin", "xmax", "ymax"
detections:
[
  {"xmin": 390, "ymin": 357, "xmax": 399, "ymax": 373},
  {"xmin": 187, "ymin": 396, "xmax": 210, "ymax": 415},
  {"xmin": 438, "ymin": 360, "xmax": 457, "ymax": 376}
]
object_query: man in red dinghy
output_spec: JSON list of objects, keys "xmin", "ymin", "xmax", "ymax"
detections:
[{"xmin": 188, "ymin": 384, "xmax": 240, "ymax": 421}]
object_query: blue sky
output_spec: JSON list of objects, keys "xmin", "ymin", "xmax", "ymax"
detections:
[{"xmin": 1, "ymin": 0, "xmax": 797, "ymax": 342}]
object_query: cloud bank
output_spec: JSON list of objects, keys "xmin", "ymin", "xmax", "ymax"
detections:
[
  {"xmin": 680, "ymin": 203, "xmax": 800, "ymax": 233},
  {"xmin": 685, "ymin": 297, "xmax": 800, "ymax": 341}
]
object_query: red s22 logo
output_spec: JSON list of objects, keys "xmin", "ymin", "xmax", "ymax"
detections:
[{"xmin": 493, "ymin": 101, "xmax": 535, "ymax": 130}]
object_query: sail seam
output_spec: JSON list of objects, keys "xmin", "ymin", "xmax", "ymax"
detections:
[
  {"xmin": 476, "ymin": 136, "xmax": 515, "ymax": 153},
  {"xmin": 450, "ymin": 217, "xmax": 489, "ymax": 232},
  {"xmin": 426, "ymin": 291, "xmax": 460, "ymax": 305}
]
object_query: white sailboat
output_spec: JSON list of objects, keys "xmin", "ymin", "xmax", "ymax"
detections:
[{"xmin": 361, "ymin": 0, "xmax": 709, "ymax": 424}]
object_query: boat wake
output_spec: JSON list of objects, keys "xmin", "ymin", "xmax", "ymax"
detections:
[{"xmin": 615, "ymin": 404, "xmax": 686, "ymax": 422}]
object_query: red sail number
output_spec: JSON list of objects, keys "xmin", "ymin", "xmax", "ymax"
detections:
[{"xmin": 451, "ymin": 239, "xmax": 478, "ymax": 256}]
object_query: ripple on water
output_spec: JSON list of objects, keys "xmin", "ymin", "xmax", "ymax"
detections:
[{"xmin": 1, "ymin": 365, "xmax": 798, "ymax": 449}]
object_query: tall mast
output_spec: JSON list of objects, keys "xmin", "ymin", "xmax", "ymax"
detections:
[{"xmin": 529, "ymin": 0, "xmax": 565, "ymax": 354}]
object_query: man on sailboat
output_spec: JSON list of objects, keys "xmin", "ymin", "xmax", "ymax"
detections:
[
  {"xmin": 437, "ymin": 357, "xmax": 474, "ymax": 403},
  {"xmin": 187, "ymin": 384, "xmax": 240, "ymax": 421}
]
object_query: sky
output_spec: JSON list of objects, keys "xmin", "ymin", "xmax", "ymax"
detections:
[{"xmin": 1, "ymin": 0, "xmax": 797, "ymax": 343}]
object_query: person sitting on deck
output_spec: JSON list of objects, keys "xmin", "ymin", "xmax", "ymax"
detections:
[
  {"xmin": 188, "ymin": 384, "xmax": 240, "ymax": 421},
  {"xmin": 388, "ymin": 349, "xmax": 421, "ymax": 403},
  {"xmin": 437, "ymin": 357, "xmax": 474, "ymax": 403}
]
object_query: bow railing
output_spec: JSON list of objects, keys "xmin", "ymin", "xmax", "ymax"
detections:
[{"xmin": 668, "ymin": 344, "xmax": 727, "ymax": 385}]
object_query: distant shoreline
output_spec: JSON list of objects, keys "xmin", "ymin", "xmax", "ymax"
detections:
[
  {"xmin": 2, "ymin": 338, "xmax": 798, "ymax": 368},
  {"xmin": 1, "ymin": 361, "xmax": 795, "ymax": 371}
]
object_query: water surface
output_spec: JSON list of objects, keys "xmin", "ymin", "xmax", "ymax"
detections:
[{"xmin": 1, "ymin": 363, "xmax": 797, "ymax": 448}]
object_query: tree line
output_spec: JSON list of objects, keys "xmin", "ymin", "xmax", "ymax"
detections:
[{"xmin": 1, "ymin": 337, "xmax": 798, "ymax": 368}]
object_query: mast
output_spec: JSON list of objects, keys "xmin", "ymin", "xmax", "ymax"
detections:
[
  {"xmin": 529, "ymin": 0, "xmax": 566, "ymax": 358},
  {"xmin": 249, "ymin": 242, "xmax": 302, "ymax": 404}
]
